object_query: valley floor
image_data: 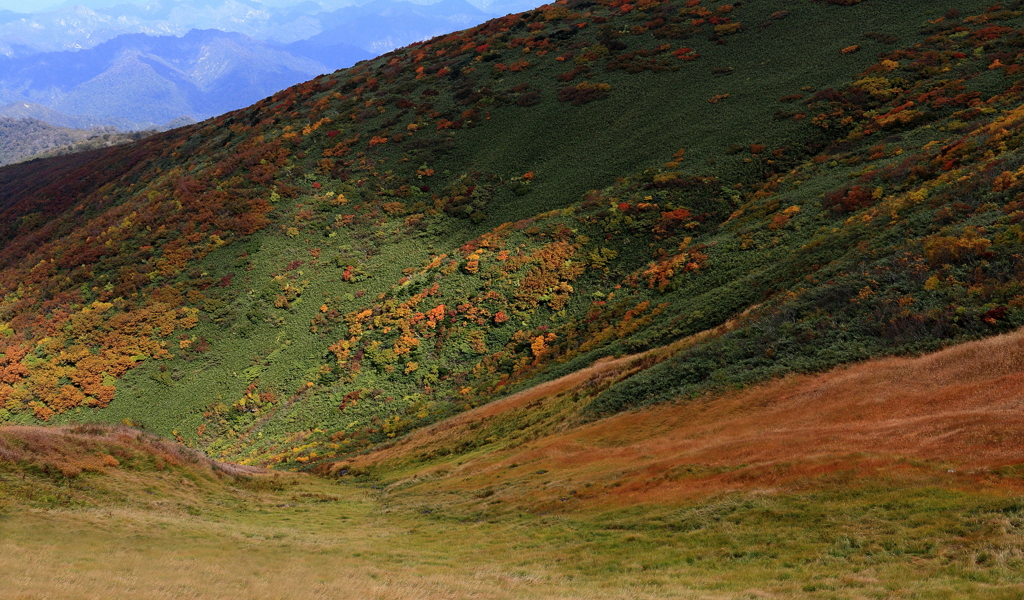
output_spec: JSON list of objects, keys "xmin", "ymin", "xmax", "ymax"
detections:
[
  {"xmin": 2, "ymin": 473, "xmax": 1024, "ymax": 599},
  {"xmin": 5, "ymin": 329, "xmax": 1024, "ymax": 599}
]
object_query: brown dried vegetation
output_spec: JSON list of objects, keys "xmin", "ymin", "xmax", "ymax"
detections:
[
  {"xmin": 0, "ymin": 424, "xmax": 259, "ymax": 480},
  {"xmin": 336, "ymin": 326, "xmax": 1024, "ymax": 508}
]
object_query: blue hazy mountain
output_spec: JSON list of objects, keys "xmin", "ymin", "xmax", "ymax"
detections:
[
  {"xmin": 0, "ymin": 29, "xmax": 370, "ymax": 127},
  {"xmin": 0, "ymin": 0, "xmax": 537, "ymax": 127}
]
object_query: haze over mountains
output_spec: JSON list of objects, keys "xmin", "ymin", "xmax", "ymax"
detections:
[
  {"xmin": 0, "ymin": 117, "xmax": 154, "ymax": 166},
  {"xmin": 0, "ymin": 0, "xmax": 522, "ymax": 52},
  {"xmin": 0, "ymin": 29, "xmax": 362, "ymax": 128},
  {"xmin": 0, "ymin": 0, "xmax": 531, "ymax": 128}
]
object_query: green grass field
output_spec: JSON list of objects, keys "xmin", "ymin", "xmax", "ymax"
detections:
[{"xmin": 4, "ymin": 470, "xmax": 1024, "ymax": 599}]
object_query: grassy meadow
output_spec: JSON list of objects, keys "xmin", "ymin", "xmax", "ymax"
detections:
[
  {"xmin": 5, "ymin": 320, "xmax": 1024, "ymax": 599},
  {"xmin": 4, "ymin": 462, "xmax": 1024, "ymax": 599},
  {"xmin": 5, "ymin": 329, "xmax": 1024, "ymax": 600}
]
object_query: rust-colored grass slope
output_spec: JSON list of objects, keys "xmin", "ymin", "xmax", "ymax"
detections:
[
  {"xmin": 336, "ymin": 327, "xmax": 1024, "ymax": 509},
  {"xmin": 0, "ymin": 423, "xmax": 259, "ymax": 480},
  {"xmin": 0, "ymin": 424, "xmax": 275, "ymax": 518},
  {"xmin": 327, "ymin": 312, "xmax": 748, "ymax": 471}
]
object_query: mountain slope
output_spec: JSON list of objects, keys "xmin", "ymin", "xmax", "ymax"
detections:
[
  {"xmin": 0, "ymin": 0, "xmax": 1022, "ymax": 473},
  {"xmin": 0, "ymin": 101, "xmax": 192, "ymax": 130},
  {"xmin": 334, "ymin": 325, "xmax": 1024, "ymax": 505}
]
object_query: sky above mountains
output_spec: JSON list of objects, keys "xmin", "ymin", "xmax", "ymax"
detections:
[
  {"xmin": 5, "ymin": 1, "xmax": 342, "ymax": 12},
  {"xmin": 0, "ymin": 0, "xmax": 536, "ymax": 52},
  {"xmin": 1, "ymin": 0, "xmax": 515, "ymax": 14}
]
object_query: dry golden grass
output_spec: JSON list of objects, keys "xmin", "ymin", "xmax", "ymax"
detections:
[
  {"xmin": 6, "ymin": 480, "xmax": 1024, "ymax": 600},
  {"xmin": 0, "ymin": 425, "xmax": 734, "ymax": 599},
  {"xmin": 6, "ymin": 329, "xmax": 1024, "ymax": 598},
  {"xmin": 337, "ymin": 325, "xmax": 1024, "ymax": 512},
  {"xmin": 0, "ymin": 424, "xmax": 260, "ymax": 479},
  {"xmin": 0, "ymin": 481, "xmax": 744, "ymax": 600}
]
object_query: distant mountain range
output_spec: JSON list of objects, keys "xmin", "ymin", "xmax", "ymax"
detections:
[
  {"xmin": 0, "ymin": 0, "xmax": 522, "ymax": 128},
  {"xmin": 0, "ymin": 0, "xmax": 510, "ymax": 54},
  {"xmin": 0, "ymin": 116, "xmax": 153, "ymax": 166},
  {"xmin": 0, "ymin": 28, "xmax": 370, "ymax": 128},
  {"xmin": 0, "ymin": 101, "xmax": 173, "ymax": 130}
]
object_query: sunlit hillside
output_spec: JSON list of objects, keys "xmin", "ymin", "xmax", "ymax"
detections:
[
  {"xmin": 0, "ymin": 0, "xmax": 1020, "ymax": 471},
  {"xmin": 3, "ymin": 332, "xmax": 1024, "ymax": 598},
  {"xmin": 3, "ymin": 0, "xmax": 1024, "ymax": 596}
]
